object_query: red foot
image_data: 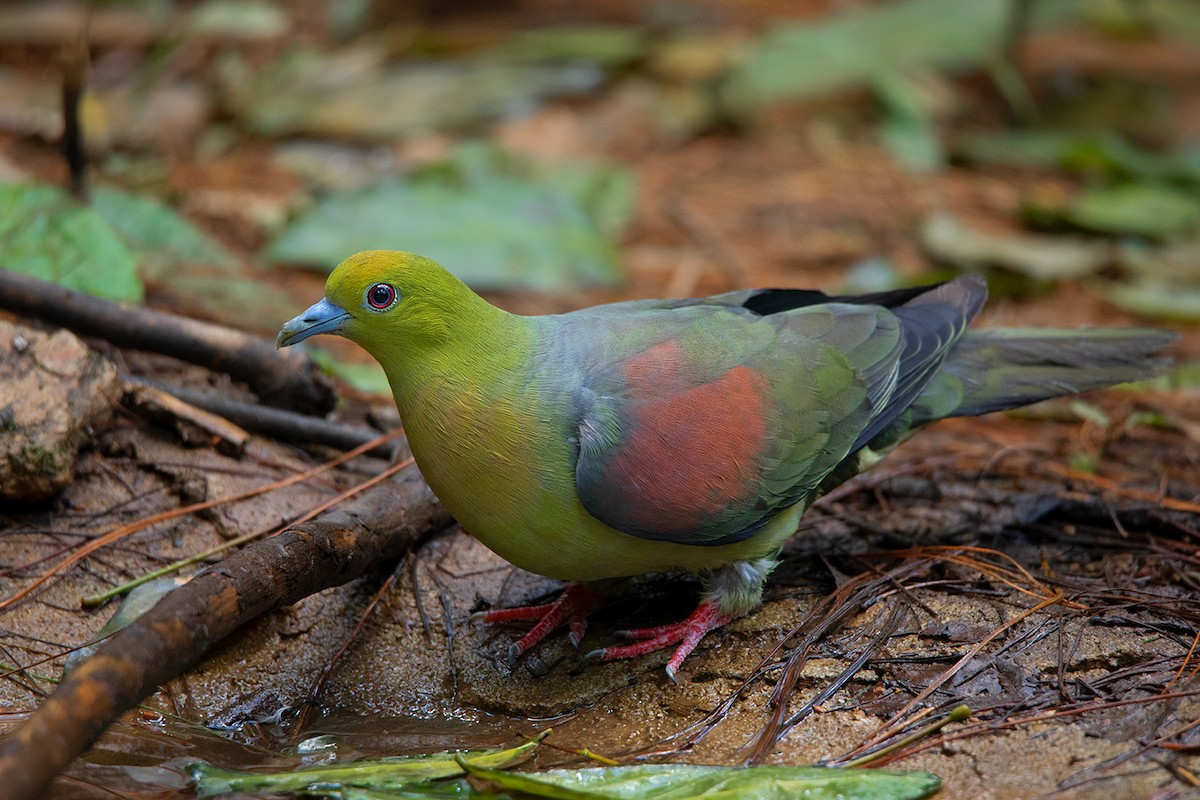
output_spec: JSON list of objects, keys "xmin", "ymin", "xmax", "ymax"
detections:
[
  {"xmin": 472, "ymin": 582, "xmax": 605, "ymax": 665},
  {"xmin": 585, "ymin": 600, "xmax": 731, "ymax": 682}
]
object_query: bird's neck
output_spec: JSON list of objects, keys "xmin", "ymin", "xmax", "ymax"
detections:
[
  {"xmin": 377, "ymin": 302, "xmax": 555, "ymax": 542},
  {"xmin": 381, "ymin": 299, "xmax": 539, "ymax": 421}
]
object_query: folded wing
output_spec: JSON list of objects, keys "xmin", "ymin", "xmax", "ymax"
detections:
[{"xmin": 572, "ymin": 276, "xmax": 987, "ymax": 546}]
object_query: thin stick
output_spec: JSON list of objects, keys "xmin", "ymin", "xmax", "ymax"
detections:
[
  {"xmin": 123, "ymin": 375, "xmax": 392, "ymax": 455},
  {"xmin": 0, "ymin": 461, "xmax": 450, "ymax": 800},
  {"xmin": 60, "ymin": 36, "xmax": 89, "ymax": 200},
  {"xmin": 1042, "ymin": 462, "xmax": 1200, "ymax": 515},
  {"xmin": 835, "ymin": 592, "xmax": 1065, "ymax": 762},
  {"xmin": 0, "ymin": 430, "xmax": 403, "ymax": 613},
  {"xmin": 838, "ymin": 705, "xmax": 972, "ymax": 769},
  {"xmin": 0, "ymin": 270, "xmax": 337, "ymax": 415},
  {"xmin": 289, "ymin": 548, "xmax": 408, "ymax": 739},
  {"xmin": 81, "ymin": 457, "xmax": 415, "ymax": 608}
]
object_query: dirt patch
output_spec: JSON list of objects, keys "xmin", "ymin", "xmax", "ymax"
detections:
[
  {"xmin": 1, "ymin": 1, "xmax": 1199, "ymax": 797},
  {"xmin": 2, "ymin": 382, "xmax": 1196, "ymax": 798}
]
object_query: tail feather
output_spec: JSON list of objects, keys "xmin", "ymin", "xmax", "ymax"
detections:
[{"xmin": 912, "ymin": 328, "xmax": 1178, "ymax": 423}]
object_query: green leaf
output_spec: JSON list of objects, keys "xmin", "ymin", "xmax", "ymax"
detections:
[
  {"xmin": 88, "ymin": 184, "xmax": 260, "ymax": 325},
  {"xmin": 90, "ymin": 186, "xmax": 238, "ymax": 279},
  {"xmin": 1067, "ymin": 451, "xmax": 1099, "ymax": 473},
  {"xmin": 337, "ymin": 780, "xmax": 507, "ymax": 799},
  {"xmin": 460, "ymin": 762, "xmax": 941, "ymax": 800},
  {"xmin": 1082, "ymin": 0, "xmax": 1200, "ymax": 42},
  {"xmin": 188, "ymin": 734, "xmax": 543, "ymax": 797},
  {"xmin": 955, "ymin": 130, "xmax": 1200, "ymax": 186},
  {"xmin": 502, "ymin": 26, "xmax": 646, "ymax": 67},
  {"xmin": 65, "ymin": 577, "xmax": 190, "ymax": 675},
  {"xmin": 723, "ymin": 0, "xmax": 1078, "ymax": 114},
  {"xmin": 1065, "ymin": 184, "xmax": 1200, "ymax": 239},
  {"xmin": 269, "ymin": 145, "xmax": 631, "ymax": 291},
  {"xmin": 874, "ymin": 72, "xmax": 944, "ymax": 173},
  {"xmin": 0, "ymin": 183, "xmax": 142, "ymax": 302},
  {"xmin": 1165, "ymin": 360, "xmax": 1200, "ymax": 389},
  {"xmin": 221, "ymin": 47, "xmax": 605, "ymax": 141},
  {"xmin": 186, "ymin": 0, "xmax": 290, "ymax": 39},
  {"xmin": 1069, "ymin": 399, "xmax": 1112, "ymax": 430},
  {"xmin": 1090, "ymin": 278, "xmax": 1200, "ymax": 322},
  {"xmin": 919, "ymin": 212, "xmax": 1108, "ymax": 281}
]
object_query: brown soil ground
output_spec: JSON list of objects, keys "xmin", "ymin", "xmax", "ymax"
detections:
[{"xmin": 2, "ymin": 2, "xmax": 1200, "ymax": 798}]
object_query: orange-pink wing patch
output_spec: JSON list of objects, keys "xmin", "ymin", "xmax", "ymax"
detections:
[{"xmin": 601, "ymin": 341, "xmax": 772, "ymax": 534}]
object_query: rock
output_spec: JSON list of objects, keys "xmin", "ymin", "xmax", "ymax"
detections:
[{"xmin": 0, "ymin": 320, "xmax": 119, "ymax": 502}]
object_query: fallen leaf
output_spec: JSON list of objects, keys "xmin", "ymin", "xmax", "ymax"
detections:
[
  {"xmin": 269, "ymin": 144, "xmax": 633, "ymax": 291},
  {"xmin": 1062, "ymin": 184, "xmax": 1200, "ymax": 239},
  {"xmin": 919, "ymin": 212, "xmax": 1109, "ymax": 280},
  {"xmin": 220, "ymin": 45, "xmax": 605, "ymax": 141},
  {"xmin": 723, "ymin": 0, "xmax": 1076, "ymax": 114},
  {"xmin": 189, "ymin": 733, "xmax": 544, "ymax": 797},
  {"xmin": 1090, "ymin": 278, "xmax": 1200, "ymax": 322},
  {"xmin": 91, "ymin": 187, "xmax": 238, "ymax": 276},
  {"xmin": 0, "ymin": 182, "xmax": 142, "ymax": 302},
  {"xmin": 462, "ymin": 762, "xmax": 941, "ymax": 800}
]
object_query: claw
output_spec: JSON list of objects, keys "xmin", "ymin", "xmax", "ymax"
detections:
[
  {"xmin": 567, "ymin": 616, "xmax": 589, "ymax": 650},
  {"xmin": 587, "ymin": 600, "xmax": 732, "ymax": 680},
  {"xmin": 475, "ymin": 582, "xmax": 606, "ymax": 662},
  {"xmin": 581, "ymin": 647, "xmax": 605, "ymax": 665},
  {"xmin": 476, "ymin": 586, "xmax": 734, "ymax": 679}
]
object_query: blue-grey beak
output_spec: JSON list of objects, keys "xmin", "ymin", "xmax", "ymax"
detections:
[{"xmin": 276, "ymin": 298, "xmax": 352, "ymax": 348}]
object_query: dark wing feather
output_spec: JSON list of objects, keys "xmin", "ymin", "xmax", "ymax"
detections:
[
  {"xmin": 570, "ymin": 276, "xmax": 987, "ymax": 547},
  {"xmin": 849, "ymin": 276, "xmax": 987, "ymax": 451}
]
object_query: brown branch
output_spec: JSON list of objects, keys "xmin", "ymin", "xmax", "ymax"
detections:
[
  {"xmin": 0, "ymin": 464, "xmax": 452, "ymax": 800},
  {"xmin": 0, "ymin": 269, "xmax": 336, "ymax": 415},
  {"xmin": 60, "ymin": 36, "xmax": 89, "ymax": 200},
  {"xmin": 0, "ymin": 431, "xmax": 404, "ymax": 613},
  {"xmin": 123, "ymin": 374, "xmax": 392, "ymax": 456}
]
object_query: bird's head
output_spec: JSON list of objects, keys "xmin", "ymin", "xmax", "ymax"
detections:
[{"xmin": 277, "ymin": 250, "xmax": 475, "ymax": 361}]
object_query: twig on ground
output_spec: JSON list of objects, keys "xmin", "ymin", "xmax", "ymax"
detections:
[
  {"xmin": 0, "ymin": 431, "xmax": 404, "ymax": 613},
  {"xmin": 122, "ymin": 379, "xmax": 250, "ymax": 455},
  {"xmin": 123, "ymin": 375, "xmax": 393, "ymax": 456},
  {"xmin": 830, "ymin": 592, "xmax": 1066, "ymax": 765},
  {"xmin": 0, "ymin": 463, "xmax": 452, "ymax": 800},
  {"xmin": 80, "ymin": 456, "xmax": 415, "ymax": 608},
  {"xmin": 288, "ymin": 556, "xmax": 407, "ymax": 740},
  {"xmin": 59, "ymin": 35, "xmax": 89, "ymax": 200},
  {"xmin": 0, "ymin": 270, "xmax": 336, "ymax": 414}
]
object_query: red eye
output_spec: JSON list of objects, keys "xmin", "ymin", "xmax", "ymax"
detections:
[{"xmin": 367, "ymin": 283, "xmax": 396, "ymax": 309}]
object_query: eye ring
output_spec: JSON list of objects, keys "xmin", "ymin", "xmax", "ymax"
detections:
[{"xmin": 366, "ymin": 283, "xmax": 397, "ymax": 311}]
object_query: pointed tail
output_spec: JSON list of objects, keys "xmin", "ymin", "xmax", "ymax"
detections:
[{"xmin": 912, "ymin": 328, "xmax": 1178, "ymax": 424}]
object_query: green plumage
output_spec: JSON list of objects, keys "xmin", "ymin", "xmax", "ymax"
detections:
[{"xmin": 277, "ymin": 250, "xmax": 1176, "ymax": 674}]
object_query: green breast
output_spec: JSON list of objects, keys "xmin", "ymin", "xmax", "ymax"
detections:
[{"xmin": 396, "ymin": 369, "xmax": 787, "ymax": 582}]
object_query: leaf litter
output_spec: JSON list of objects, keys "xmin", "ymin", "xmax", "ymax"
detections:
[{"xmin": 1, "ymin": 0, "xmax": 1200, "ymax": 798}]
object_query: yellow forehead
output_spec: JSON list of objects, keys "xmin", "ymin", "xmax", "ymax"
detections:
[{"xmin": 325, "ymin": 251, "xmax": 464, "ymax": 305}]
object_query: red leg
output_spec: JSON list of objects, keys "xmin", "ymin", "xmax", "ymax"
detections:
[
  {"xmin": 586, "ymin": 600, "xmax": 731, "ymax": 682},
  {"xmin": 472, "ymin": 582, "xmax": 606, "ymax": 665}
]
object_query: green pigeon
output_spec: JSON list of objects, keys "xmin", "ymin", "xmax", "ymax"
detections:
[{"xmin": 278, "ymin": 250, "xmax": 1174, "ymax": 680}]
